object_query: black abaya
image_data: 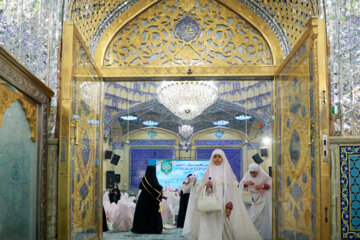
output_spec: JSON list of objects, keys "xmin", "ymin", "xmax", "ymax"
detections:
[
  {"xmin": 176, "ymin": 191, "xmax": 190, "ymax": 228},
  {"xmin": 132, "ymin": 166, "xmax": 163, "ymax": 234},
  {"xmin": 102, "ymin": 207, "xmax": 108, "ymax": 232}
]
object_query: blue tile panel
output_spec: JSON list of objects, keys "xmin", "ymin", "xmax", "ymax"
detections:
[
  {"xmin": 340, "ymin": 145, "xmax": 360, "ymax": 239},
  {"xmin": 130, "ymin": 148, "xmax": 175, "ymax": 189}
]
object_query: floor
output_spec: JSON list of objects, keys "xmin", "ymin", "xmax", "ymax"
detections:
[{"xmin": 103, "ymin": 228, "xmax": 187, "ymax": 240}]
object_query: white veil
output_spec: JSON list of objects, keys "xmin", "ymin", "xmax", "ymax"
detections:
[
  {"xmin": 183, "ymin": 149, "xmax": 261, "ymax": 240},
  {"xmin": 241, "ymin": 163, "xmax": 272, "ymax": 186},
  {"xmin": 199, "ymin": 149, "xmax": 238, "ymax": 187},
  {"xmin": 240, "ymin": 163, "xmax": 272, "ymax": 240}
]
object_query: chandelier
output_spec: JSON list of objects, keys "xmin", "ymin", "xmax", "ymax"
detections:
[
  {"xmin": 157, "ymin": 81, "xmax": 218, "ymax": 120},
  {"xmin": 179, "ymin": 125, "xmax": 193, "ymax": 139}
]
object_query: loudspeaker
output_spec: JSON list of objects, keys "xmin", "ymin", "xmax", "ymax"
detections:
[
  {"xmin": 115, "ymin": 174, "xmax": 121, "ymax": 183},
  {"xmin": 111, "ymin": 154, "xmax": 120, "ymax": 165},
  {"xmin": 106, "ymin": 171, "xmax": 115, "ymax": 189},
  {"xmin": 252, "ymin": 153, "xmax": 264, "ymax": 164},
  {"xmin": 105, "ymin": 150, "xmax": 112, "ymax": 159},
  {"xmin": 260, "ymin": 148, "xmax": 268, "ymax": 157},
  {"xmin": 268, "ymin": 166, "xmax": 272, "ymax": 177}
]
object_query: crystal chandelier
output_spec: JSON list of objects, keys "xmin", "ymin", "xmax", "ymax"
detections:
[
  {"xmin": 179, "ymin": 125, "xmax": 194, "ymax": 139},
  {"xmin": 157, "ymin": 81, "xmax": 218, "ymax": 120}
]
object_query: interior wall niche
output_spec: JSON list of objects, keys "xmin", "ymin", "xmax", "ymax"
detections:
[{"xmin": 0, "ymin": 47, "xmax": 53, "ymax": 240}]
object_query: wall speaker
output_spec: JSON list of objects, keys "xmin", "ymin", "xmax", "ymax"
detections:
[
  {"xmin": 268, "ymin": 166, "xmax": 272, "ymax": 177},
  {"xmin": 115, "ymin": 174, "xmax": 121, "ymax": 183},
  {"xmin": 106, "ymin": 171, "xmax": 115, "ymax": 189},
  {"xmin": 252, "ymin": 153, "xmax": 264, "ymax": 164},
  {"xmin": 111, "ymin": 154, "xmax": 120, "ymax": 165},
  {"xmin": 105, "ymin": 150, "xmax": 113, "ymax": 159},
  {"xmin": 260, "ymin": 148, "xmax": 268, "ymax": 157}
]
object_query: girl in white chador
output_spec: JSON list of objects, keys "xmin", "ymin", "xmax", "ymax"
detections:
[
  {"xmin": 183, "ymin": 149, "xmax": 261, "ymax": 240},
  {"xmin": 240, "ymin": 163, "xmax": 272, "ymax": 240}
]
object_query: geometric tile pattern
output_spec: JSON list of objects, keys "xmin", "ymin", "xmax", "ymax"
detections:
[
  {"xmin": 340, "ymin": 145, "xmax": 360, "ymax": 239},
  {"xmin": 214, "ymin": 129, "xmax": 224, "ymax": 139}
]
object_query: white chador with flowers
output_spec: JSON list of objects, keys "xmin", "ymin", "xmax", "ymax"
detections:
[
  {"xmin": 183, "ymin": 149, "xmax": 261, "ymax": 240},
  {"xmin": 240, "ymin": 163, "xmax": 272, "ymax": 240}
]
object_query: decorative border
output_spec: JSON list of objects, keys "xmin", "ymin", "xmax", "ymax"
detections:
[
  {"xmin": 340, "ymin": 145, "xmax": 360, "ymax": 239},
  {"xmin": 90, "ymin": 0, "xmax": 290, "ymax": 58},
  {"xmin": 129, "ymin": 139, "xmax": 176, "ymax": 145},
  {"xmin": 0, "ymin": 46, "xmax": 53, "ymax": 240},
  {"xmin": 194, "ymin": 140, "xmax": 243, "ymax": 145}
]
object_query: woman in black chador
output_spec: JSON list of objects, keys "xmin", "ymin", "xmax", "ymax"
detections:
[
  {"xmin": 177, "ymin": 174, "xmax": 195, "ymax": 228},
  {"xmin": 111, "ymin": 185, "xmax": 121, "ymax": 204},
  {"xmin": 132, "ymin": 165, "xmax": 163, "ymax": 234}
]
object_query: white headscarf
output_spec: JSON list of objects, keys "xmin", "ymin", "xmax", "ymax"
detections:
[
  {"xmin": 200, "ymin": 148, "xmax": 238, "ymax": 187},
  {"xmin": 241, "ymin": 163, "xmax": 271, "ymax": 186}
]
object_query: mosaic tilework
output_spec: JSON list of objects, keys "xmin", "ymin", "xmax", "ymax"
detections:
[
  {"xmin": 325, "ymin": 0, "xmax": 360, "ymax": 136},
  {"xmin": 66, "ymin": 0, "xmax": 135, "ymax": 47},
  {"xmin": 214, "ymin": 129, "xmax": 224, "ymax": 139},
  {"xmin": 340, "ymin": 145, "xmax": 360, "ymax": 239},
  {"xmin": 0, "ymin": 0, "xmax": 63, "ymax": 132},
  {"xmin": 251, "ymin": 0, "xmax": 317, "ymax": 47}
]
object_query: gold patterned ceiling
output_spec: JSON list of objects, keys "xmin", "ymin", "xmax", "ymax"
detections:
[{"xmin": 67, "ymin": 0, "xmax": 318, "ymax": 54}]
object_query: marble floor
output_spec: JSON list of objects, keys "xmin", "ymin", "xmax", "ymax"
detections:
[{"xmin": 103, "ymin": 228, "xmax": 187, "ymax": 240}]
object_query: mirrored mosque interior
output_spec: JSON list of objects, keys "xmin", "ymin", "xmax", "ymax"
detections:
[{"xmin": 1, "ymin": 0, "xmax": 360, "ymax": 239}]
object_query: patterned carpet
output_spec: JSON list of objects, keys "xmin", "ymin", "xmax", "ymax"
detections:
[{"xmin": 103, "ymin": 228, "xmax": 188, "ymax": 240}]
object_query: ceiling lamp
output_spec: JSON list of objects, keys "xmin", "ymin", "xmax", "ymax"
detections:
[
  {"xmin": 235, "ymin": 115, "xmax": 252, "ymax": 120},
  {"xmin": 213, "ymin": 120, "xmax": 229, "ymax": 126},
  {"xmin": 157, "ymin": 81, "xmax": 218, "ymax": 120},
  {"xmin": 120, "ymin": 115, "xmax": 137, "ymax": 121},
  {"xmin": 143, "ymin": 120, "xmax": 159, "ymax": 126},
  {"xmin": 179, "ymin": 125, "xmax": 194, "ymax": 139}
]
